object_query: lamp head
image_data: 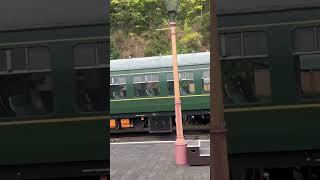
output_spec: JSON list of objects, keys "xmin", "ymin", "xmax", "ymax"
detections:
[{"xmin": 162, "ymin": 0, "xmax": 180, "ymax": 22}]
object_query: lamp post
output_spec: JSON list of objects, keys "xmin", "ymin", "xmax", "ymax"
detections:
[
  {"xmin": 210, "ymin": 0, "xmax": 230, "ymax": 179},
  {"xmin": 162, "ymin": 0, "xmax": 187, "ymax": 165}
]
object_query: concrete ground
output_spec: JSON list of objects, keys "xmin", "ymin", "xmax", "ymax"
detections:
[{"xmin": 111, "ymin": 142, "xmax": 209, "ymax": 180}]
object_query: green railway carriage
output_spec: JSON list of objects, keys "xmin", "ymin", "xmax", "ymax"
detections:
[
  {"xmin": 110, "ymin": 52, "xmax": 210, "ymax": 132},
  {"xmin": 111, "ymin": 0, "xmax": 320, "ymax": 178},
  {"xmin": 0, "ymin": 0, "xmax": 108, "ymax": 179}
]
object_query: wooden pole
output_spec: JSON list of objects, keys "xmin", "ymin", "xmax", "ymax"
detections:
[{"xmin": 210, "ymin": 0, "xmax": 230, "ymax": 179}]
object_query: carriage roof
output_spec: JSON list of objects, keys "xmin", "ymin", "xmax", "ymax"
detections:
[
  {"xmin": 111, "ymin": 52, "xmax": 210, "ymax": 72},
  {"xmin": 216, "ymin": 0, "xmax": 320, "ymax": 15},
  {"xmin": 0, "ymin": 0, "xmax": 107, "ymax": 32}
]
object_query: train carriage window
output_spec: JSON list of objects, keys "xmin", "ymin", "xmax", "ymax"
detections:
[
  {"xmin": 0, "ymin": 47, "xmax": 53, "ymax": 118},
  {"xmin": 222, "ymin": 59, "xmax": 271, "ymax": 105},
  {"xmin": 0, "ymin": 50, "xmax": 6, "ymax": 72},
  {"xmin": 167, "ymin": 71, "xmax": 195, "ymax": 96},
  {"xmin": 74, "ymin": 44, "xmax": 96, "ymax": 67},
  {"xmin": 298, "ymin": 54, "xmax": 320, "ymax": 98},
  {"xmin": 220, "ymin": 31, "xmax": 268, "ymax": 58},
  {"xmin": 151, "ymin": 74, "xmax": 159, "ymax": 81},
  {"xmin": 220, "ymin": 33, "xmax": 242, "ymax": 57},
  {"xmin": 97, "ymin": 42, "xmax": 108, "ymax": 65},
  {"xmin": 75, "ymin": 69, "xmax": 107, "ymax": 112},
  {"xmin": 0, "ymin": 72, "xmax": 54, "ymax": 117},
  {"xmin": 110, "ymin": 76, "xmax": 127, "ymax": 99},
  {"xmin": 317, "ymin": 27, "xmax": 320, "ymax": 49},
  {"xmin": 11, "ymin": 48, "xmax": 27, "ymax": 71},
  {"xmin": 133, "ymin": 74, "xmax": 160, "ymax": 97},
  {"xmin": 73, "ymin": 42, "xmax": 108, "ymax": 112},
  {"xmin": 202, "ymin": 70, "xmax": 210, "ymax": 93},
  {"xmin": 167, "ymin": 73, "xmax": 173, "ymax": 81},
  {"xmin": 243, "ymin": 32, "xmax": 268, "ymax": 56},
  {"xmin": 28, "ymin": 47, "xmax": 51, "ymax": 71},
  {"xmin": 293, "ymin": 27, "xmax": 316, "ymax": 52}
]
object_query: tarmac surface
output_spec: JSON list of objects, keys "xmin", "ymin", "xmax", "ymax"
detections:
[{"xmin": 110, "ymin": 142, "xmax": 210, "ymax": 180}]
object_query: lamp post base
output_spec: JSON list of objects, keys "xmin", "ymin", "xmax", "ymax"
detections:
[{"xmin": 175, "ymin": 138, "xmax": 187, "ymax": 165}]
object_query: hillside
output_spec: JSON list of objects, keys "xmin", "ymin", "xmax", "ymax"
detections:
[{"xmin": 110, "ymin": 0, "xmax": 210, "ymax": 59}]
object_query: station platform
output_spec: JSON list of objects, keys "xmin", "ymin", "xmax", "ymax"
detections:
[{"xmin": 111, "ymin": 141, "xmax": 209, "ymax": 180}]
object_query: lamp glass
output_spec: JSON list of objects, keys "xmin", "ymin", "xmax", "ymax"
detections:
[
  {"xmin": 163, "ymin": 0, "xmax": 179, "ymax": 12},
  {"xmin": 162, "ymin": 0, "xmax": 180, "ymax": 21}
]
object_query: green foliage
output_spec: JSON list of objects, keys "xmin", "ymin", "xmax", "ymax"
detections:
[
  {"xmin": 111, "ymin": 0, "xmax": 166, "ymax": 34},
  {"xmin": 111, "ymin": 0, "xmax": 210, "ymax": 59},
  {"xmin": 144, "ymin": 30, "xmax": 171, "ymax": 56},
  {"xmin": 179, "ymin": 23, "xmax": 202, "ymax": 53},
  {"xmin": 110, "ymin": 40, "xmax": 120, "ymax": 60}
]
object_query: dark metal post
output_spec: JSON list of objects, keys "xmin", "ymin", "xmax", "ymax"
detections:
[{"xmin": 210, "ymin": 0, "xmax": 230, "ymax": 179}]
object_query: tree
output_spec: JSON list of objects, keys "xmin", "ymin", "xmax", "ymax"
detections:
[{"xmin": 110, "ymin": 0, "xmax": 210, "ymax": 59}]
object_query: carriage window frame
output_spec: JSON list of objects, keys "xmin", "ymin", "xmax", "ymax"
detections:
[
  {"xmin": 291, "ymin": 27, "xmax": 320, "ymax": 101},
  {"xmin": 97, "ymin": 42, "xmax": 108, "ymax": 65},
  {"xmin": 73, "ymin": 42, "xmax": 108, "ymax": 70},
  {"xmin": 110, "ymin": 76, "xmax": 127, "ymax": 99},
  {"xmin": 166, "ymin": 71, "xmax": 194, "ymax": 81},
  {"xmin": 220, "ymin": 32, "xmax": 242, "ymax": 57},
  {"xmin": 166, "ymin": 71, "xmax": 195, "ymax": 96},
  {"xmin": 202, "ymin": 70, "xmax": 210, "ymax": 94},
  {"xmin": 11, "ymin": 48, "xmax": 28, "ymax": 72},
  {"xmin": 295, "ymin": 54, "xmax": 320, "ymax": 100},
  {"xmin": 0, "ymin": 50, "xmax": 6, "ymax": 73},
  {"xmin": 133, "ymin": 73, "xmax": 161, "ymax": 97},
  {"xmin": 243, "ymin": 31, "xmax": 268, "ymax": 56},
  {"xmin": 27, "ymin": 46, "xmax": 52, "ymax": 72},
  {"xmin": 0, "ymin": 46, "xmax": 52, "ymax": 75},
  {"xmin": 292, "ymin": 26, "xmax": 319, "ymax": 53},
  {"xmin": 221, "ymin": 58, "xmax": 272, "ymax": 106},
  {"xmin": 110, "ymin": 76, "xmax": 127, "ymax": 85},
  {"xmin": 133, "ymin": 74, "xmax": 160, "ymax": 84},
  {"xmin": 73, "ymin": 42, "xmax": 108, "ymax": 113},
  {"xmin": 219, "ymin": 31, "xmax": 268, "ymax": 59},
  {"xmin": 0, "ymin": 46, "xmax": 53, "ymax": 118},
  {"xmin": 202, "ymin": 70, "xmax": 210, "ymax": 80}
]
